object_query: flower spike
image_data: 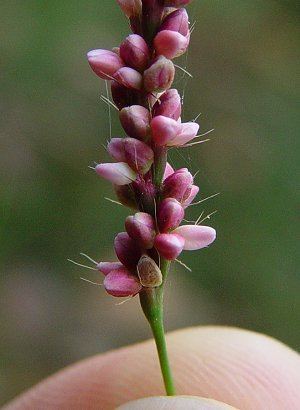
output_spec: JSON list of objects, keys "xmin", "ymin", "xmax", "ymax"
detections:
[{"xmin": 84, "ymin": 0, "xmax": 216, "ymax": 397}]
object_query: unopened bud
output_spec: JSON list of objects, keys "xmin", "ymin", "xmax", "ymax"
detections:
[
  {"xmin": 117, "ymin": 0, "xmax": 142, "ymax": 18},
  {"xmin": 120, "ymin": 34, "xmax": 150, "ymax": 71},
  {"xmin": 154, "ymin": 233, "xmax": 185, "ymax": 260},
  {"xmin": 152, "ymin": 89, "xmax": 181, "ymax": 120},
  {"xmin": 119, "ymin": 105, "xmax": 151, "ymax": 140},
  {"xmin": 162, "ymin": 168, "xmax": 193, "ymax": 202},
  {"xmin": 154, "ymin": 30, "xmax": 190, "ymax": 59},
  {"xmin": 114, "ymin": 232, "xmax": 142, "ymax": 269},
  {"xmin": 95, "ymin": 162, "xmax": 137, "ymax": 185},
  {"xmin": 125, "ymin": 212, "xmax": 156, "ymax": 249},
  {"xmin": 103, "ymin": 268, "xmax": 142, "ymax": 297},
  {"xmin": 114, "ymin": 67, "xmax": 143, "ymax": 90},
  {"xmin": 160, "ymin": 8, "xmax": 189, "ymax": 36},
  {"xmin": 137, "ymin": 255, "xmax": 162, "ymax": 287},
  {"xmin": 143, "ymin": 56, "xmax": 175, "ymax": 92},
  {"xmin": 158, "ymin": 198, "xmax": 184, "ymax": 232},
  {"xmin": 111, "ymin": 80, "xmax": 141, "ymax": 109},
  {"xmin": 107, "ymin": 138, "xmax": 154, "ymax": 174},
  {"xmin": 151, "ymin": 115, "xmax": 180, "ymax": 146},
  {"xmin": 87, "ymin": 49, "xmax": 124, "ymax": 80}
]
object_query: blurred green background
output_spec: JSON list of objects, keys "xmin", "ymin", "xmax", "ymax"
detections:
[{"xmin": 1, "ymin": 0, "xmax": 299, "ymax": 405}]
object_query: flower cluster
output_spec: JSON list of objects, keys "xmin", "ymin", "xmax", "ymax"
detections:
[{"xmin": 87, "ymin": 0, "xmax": 216, "ymax": 298}]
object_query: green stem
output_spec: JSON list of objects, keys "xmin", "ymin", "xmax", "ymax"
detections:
[{"xmin": 139, "ymin": 259, "xmax": 175, "ymax": 395}]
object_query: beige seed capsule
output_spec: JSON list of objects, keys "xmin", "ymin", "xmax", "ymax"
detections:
[{"xmin": 137, "ymin": 255, "xmax": 163, "ymax": 288}]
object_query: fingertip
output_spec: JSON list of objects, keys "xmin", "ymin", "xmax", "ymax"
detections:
[{"xmin": 117, "ymin": 396, "xmax": 238, "ymax": 410}]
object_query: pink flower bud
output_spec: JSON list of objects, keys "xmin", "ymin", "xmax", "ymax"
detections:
[
  {"xmin": 114, "ymin": 184, "xmax": 138, "ymax": 209},
  {"xmin": 162, "ymin": 168, "xmax": 193, "ymax": 202},
  {"xmin": 119, "ymin": 105, "xmax": 151, "ymax": 140},
  {"xmin": 111, "ymin": 80, "xmax": 141, "ymax": 109},
  {"xmin": 158, "ymin": 198, "xmax": 184, "ymax": 232},
  {"xmin": 125, "ymin": 212, "xmax": 156, "ymax": 249},
  {"xmin": 154, "ymin": 30, "xmax": 190, "ymax": 59},
  {"xmin": 166, "ymin": 121, "xmax": 199, "ymax": 146},
  {"xmin": 114, "ymin": 232, "xmax": 142, "ymax": 269},
  {"xmin": 152, "ymin": 89, "xmax": 181, "ymax": 120},
  {"xmin": 97, "ymin": 261, "xmax": 124, "ymax": 275},
  {"xmin": 120, "ymin": 34, "xmax": 150, "ymax": 71},
  {"xmin": 117, "ymin": 0, "xmax": 142, "ymax": 18},
  {"xmin": 107, "ymin": 138, "xmax": 154, "ymax": 174},
  {"xmin": 182, "ymin": 184, "xmax": 199, "ymax": 208},
  {"xmin": 107, "ymin": 138, "xmax": 125, "ymax": 161},
  {"xmin": 154, "ymin": 233, "xmax": 185, "ymax": 260},
  {"xmin": 163, "ymin": 162, "xmax": 174, "ymax": 181},
  {"xmin": 103, "ymin": 268, "xmax": 142, "ymax": 297},
  {"xmin": 151, "ymin": 115, "xmax": 180, "ymax": 146},
  {"xmin": 87, "ymin": 49, "xmax": 124, "ymax": 80},
  {"xmin": 95, "ymin": 162, "xmax": 137, "ymax": 185},
  {"xmin": 143, "ymin": 56, "xmax": 175, "ymax": 92},
  {"xmin": 114, "ymin": 67, "xmax": 143, "ymax": 90},
  {"xmin": 173, "ymin": 225, "xmax": 216, "ymax": 250},
  {"xmin": 160, "ymin": 8, "xmax": 189, "ymax": 36},
  {"xmin": 164, "ymin": 0, "xmax": 192, "ymax": 6}
]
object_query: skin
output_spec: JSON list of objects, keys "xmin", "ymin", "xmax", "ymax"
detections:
[{"xmin": 4, "ymin": 326, "xmax": 300, "ymax": 409}]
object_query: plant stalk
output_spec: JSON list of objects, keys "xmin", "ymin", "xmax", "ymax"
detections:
[{"xmin": 139, "ymin": 258, "xmax": 175, "ymax": 395}]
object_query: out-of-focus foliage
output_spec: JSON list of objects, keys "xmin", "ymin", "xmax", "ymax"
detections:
[{"xmin": 1, "ymin": 0, "xmax": 299, "ymax": 405}]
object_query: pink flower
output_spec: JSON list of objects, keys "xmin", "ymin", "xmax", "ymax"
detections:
[
  {"xmin": 103, "ymin": 267, "xmax": 142, "ymax": 297},
  {"xmin": 119, "ymin": 105, "xmax": 151, "ymax": 140},
  {"xmin": 160, "ymin": 8, "xmax": 189, "ymax": 36},
  {"xmin": 125, "ymin": 212, "xmax": 156, "ymax": 249},
  {"xmin": 182, "ymin": 184, "xmax": 199, "ymax": 208},
  {"xmin": 151, "ymin": 115, "xmax": 180, "ymax": 146},
  {"xmin": 158, "ymin": 198, "xmax": 184, "ymax": 232},
  {"xmin": 163, "ymin": 162, "xmax": 175, "ymax": 181},
  {"xmin": 95, "ymin": 162, "xmax": 137, "ymax": 185},
  {"xmin": 114, "ymin": 232, "xmax": 142, "ymax": 269},
  {"xmin": 173, "ymin": 225, "xmax": 216, "ymax": 250},
  {"xmin": 162, "ymin": 168, "xmax": 193, "ymax": 202},
  {"xmin": 154, "ymin": 233, "xmax": 185, "ymax": 260},
  {"xmin": 143, "ymin": 56, "xmax": 175, "ymax": 92},
  {"xmin": 87, "ymin": 49, "xmax": 124, "ymax": 80},
  {"xmin": 154, "ymin": 30, "xmax": 190, "ymax": 59},
  {"xmin": 114, "ymin": 67, "xmax": 143, "ymax": 90},
  {"xmin": 166, "ymin": 121, "xmax": 199, "ymax": 146},
  {"xmin": 152, "ymin": 89, "xmax": 182, "ymax": 120},
  {"xmin": 107, "ymin": 138, "xmax": 154, "ymax": 174},
  {"xmin": 120, "ymin": 34, "xmax": 150, "ymax": 71},
  {"xmin": 97, "ymin": 261, "xmax": 123, "ymax": 275}
]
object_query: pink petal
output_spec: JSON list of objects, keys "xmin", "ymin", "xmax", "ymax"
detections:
[
  {"xmin": 154, "ymin": 30, "xmax": 189, "ymax": 59},
  {"xmin": 103, "ymin": 268, "xmax": 142, "ymax": 297},
  {"xmin": 163, "ymin": 162, "xmax": 174, "ymax": 181},
  {"xmin": 97, "ymin": 261, "xmax": 124, "ymax": 275},
  {"xmin": 151, "ymin": 115, "xmax": 180, "ymax": 146},
  {"xmin": 167, "ymin": 122, "xmax": 199, "ymax": 146},
  {"xmin": 95, "ymin": 162, "xmax": 137, "ymax": 185},
  {"xmin": 173, "ymin": 225, "xmax": 216, "ymax": 250},
  {"xmin": 154, "ymin": 233, "xmax": 185, "ymax": 260},
  {"xmin": 182, "ymin": 185, "xmax": 199, "ymax": 208}
]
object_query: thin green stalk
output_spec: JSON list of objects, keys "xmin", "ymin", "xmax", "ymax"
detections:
[{"xmin": 139, "ymin": 259, "xmax": 175, "ymax": 395}]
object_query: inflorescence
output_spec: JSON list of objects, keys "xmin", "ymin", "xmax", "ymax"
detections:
[{"xmin": 86, "ymin": 0, "xmax": 216, "ymax": 299}]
